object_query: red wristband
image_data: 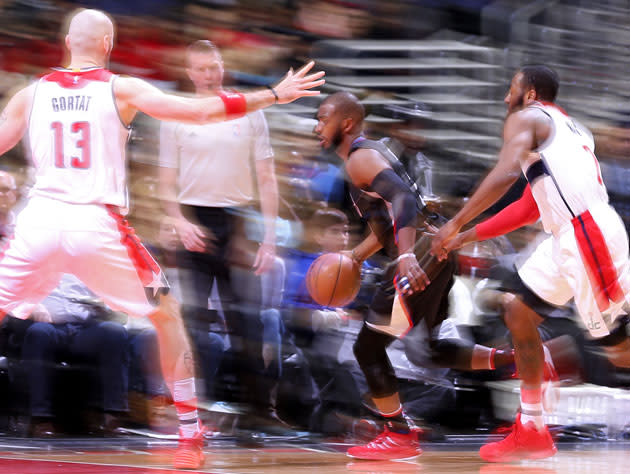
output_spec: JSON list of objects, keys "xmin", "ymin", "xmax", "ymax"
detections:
[{"xmin": 218, "ymin": 91, "xmax": 247, "ymax": 119}]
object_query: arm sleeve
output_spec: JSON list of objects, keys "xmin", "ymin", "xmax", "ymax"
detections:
[
  {"xmin": 475, "ymin": 184, "xmax": 540, "ymax": 240},
  {"xmin": 368, "ymin": 168, "xmax": 417, "ymax": 234}
]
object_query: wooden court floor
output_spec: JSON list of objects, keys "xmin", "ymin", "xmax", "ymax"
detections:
[{"xmin": 0, "ymin": 437, "xmax": 627, "ymax": 474}]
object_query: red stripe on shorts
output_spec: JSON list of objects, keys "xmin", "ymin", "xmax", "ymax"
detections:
[
  {"xmin": 571, "ymin": 210, "xmax": 624, "ymax": 312},
  {"xmin": 106, "ymin": 205, "xmax": 161, "ymax": 286}
]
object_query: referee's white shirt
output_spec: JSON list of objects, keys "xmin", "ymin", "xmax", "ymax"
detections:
[{"xmin": 159, "ymin": 110, "xmax": 273, "ymax": 207}]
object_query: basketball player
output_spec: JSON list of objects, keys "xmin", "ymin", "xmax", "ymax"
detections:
[
  {"xmin": 432, "ymin": 65, "xmax": 630, "ymax": 462},
  {"xmin": 313, "ymin": 92, "xmax": 516, "ymax": 461},
  {"xmin": 0, "ymin": 8, "xmax": 323, "ymax": 470}
]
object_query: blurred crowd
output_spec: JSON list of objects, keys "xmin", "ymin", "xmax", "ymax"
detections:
[{"xmin": 0, "ymin": 0, "xmax": 629, "ymax": 440}]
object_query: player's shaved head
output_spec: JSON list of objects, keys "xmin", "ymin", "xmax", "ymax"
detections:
[
  {"xmin": 322, "ymin": 92, "xmax": 365, "ymax": 130},
  {"xmin": 65, "ymin": 9, "xmax": 114, "ymax": 58}
]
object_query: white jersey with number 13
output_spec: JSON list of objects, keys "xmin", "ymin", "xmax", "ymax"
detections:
[{"xmin": 27, "ymin": 68, "xmax": 130, "ymax": 207}]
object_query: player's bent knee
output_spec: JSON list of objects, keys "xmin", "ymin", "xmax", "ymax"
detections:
[
  {"xmin": 501, "ymin": 292, "xmax": 517, "ymax": 308},
  {"xmin": 353, "ymin": 337, "xmax": 372, "ymax": 366},
  {"xmin": 598, "ymin": 318, "xmax": 630, "ymax": 367},
  {"xmin": 148, "ymin": 292, "xmax": 182, "ymax": 327},
  {"xmin": 353, "ymin": 326, "xmax": 388, "ymax": 366},
  {"xmin": 502, "ymin": 293, "xmax": 536, "ymax": 332}
]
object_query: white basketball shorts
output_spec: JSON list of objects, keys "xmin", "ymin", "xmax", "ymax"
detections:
[
  {"xmin": 518, "ymin": 203, "xmax": 630, "ymax": 338},
  {"xmin": 0, "ymin": 196, "xmax": 167, "ymax": 319}
]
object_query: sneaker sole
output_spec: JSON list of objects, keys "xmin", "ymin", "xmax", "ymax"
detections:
[
  {"xmin": 526, "ymin": 446, "xmax": 557, "ymax": 460},
  {"xmin": 481, "ymin": 446, "xmax": 557, "ymax": 463},
  {"xmin": 173, "ymin": 459, "xmax": 205, "ymax": 469},
  {"xmin": 346, "ymin": 451, "xmax": 422, "ymax": 461}
]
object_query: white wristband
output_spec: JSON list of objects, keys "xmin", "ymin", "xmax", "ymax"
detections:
[{"xmin": 396, "ymin": 252, "xmax": 416, "ymax": 263}]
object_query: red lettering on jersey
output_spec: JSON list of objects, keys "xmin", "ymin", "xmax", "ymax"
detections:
[
  {"xmin": 51, "ymin": 122, "xmax": 64, "ymax": 168},
  {"xmin": 71, "ymin": 122, "xmax": 90, "ymax": 168},
  {"xmin": 51, "ymin": 121, "xmax": 91, "ymax": 169},
  {"xmin": 43, "ymin": 68, "xmax": 112, "ymax": 89}
]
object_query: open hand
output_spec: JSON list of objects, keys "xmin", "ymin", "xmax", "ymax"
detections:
[{"xmin": 274, "ymin": 61, "xmax": 325, "ymax": 104}]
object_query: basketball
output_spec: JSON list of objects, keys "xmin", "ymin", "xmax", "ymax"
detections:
[{"xmin": 306, "ymin": 252, "xmax": 361, "ymax": 307}]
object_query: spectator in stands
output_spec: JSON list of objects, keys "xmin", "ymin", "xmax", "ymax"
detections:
[
  {"xmin": 285, "ymin": 208, "xmax": 352, "ymax": 314},
  {"xmin": 19, "ymin": 274, "xmax": 129, "ymax": 437},
  {"xmin": 283, "ymin": 208, "xmax": 358, "ymax": 428},
  {"xmin": 594, "ymin": 123, "xmax": 630, "ymax": 237}
]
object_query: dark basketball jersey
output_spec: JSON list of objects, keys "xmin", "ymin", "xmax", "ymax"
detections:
[{"xmin": 346, "ymin": 137, "xmax": 455, "ymax": 331}]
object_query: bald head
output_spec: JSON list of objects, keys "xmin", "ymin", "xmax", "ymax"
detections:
[
  {"xmin": 65, "ymin": 9, "xmax": 114, "ymax": 62},
  {"xmin": 321, "ymin": 92, "xmax": 365, "ymax": 128},
  {"xmin": 315, "ymin": 92, "xmax": 366, "ymax": 152}
]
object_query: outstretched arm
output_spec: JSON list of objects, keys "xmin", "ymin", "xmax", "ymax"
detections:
[
  {"xmin": 446, "ymin": 183, "xmax": 540, "ymax": 251},
  {"xmin": 431, "ymin": 109, "xmax": 539, "ymax": 257},
  {"xmin": 115, "ymin": 61, "xmax": 324, "ymax": 125},
  {"xmin": 475, "ymin": 183, "xmax": 539, "ymax": 240},
  {"xmin": 0, "ymin": 84, "xmax": 34, "ymax": 155}
]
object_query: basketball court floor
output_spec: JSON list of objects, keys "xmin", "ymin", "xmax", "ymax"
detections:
[{"xmin": 0, "ymin": 435, "xmax": 627, "ymax": 474}]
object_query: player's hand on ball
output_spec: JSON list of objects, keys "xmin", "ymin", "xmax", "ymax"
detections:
[
  {"xmin": 397, "ymin": 254, "xmax": 429, "ymax": 294},
  {"xmin": 273, "ymin": 61, "xmax": 325, "ymax": 104}
]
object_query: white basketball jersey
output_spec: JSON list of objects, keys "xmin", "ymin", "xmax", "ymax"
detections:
[
  {"xmin": 523, "ymin": 102, "xmax": 608, "ymax": 235},
  {"xmin": 27, "ymin": 68, "xmax": 130, "ymax": 207}
]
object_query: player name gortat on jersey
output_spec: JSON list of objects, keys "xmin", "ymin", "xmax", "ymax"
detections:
[{"xmin": 51, "ymin": 95, "xmax": 92, "ymax": 113}]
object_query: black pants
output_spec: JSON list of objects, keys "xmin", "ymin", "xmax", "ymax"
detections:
[
  {"xmin": 22, "ymin": 320, "xmax": 129, "ymax": 417},
  {"xmin": 177, "ymin": 205, "xmax": 269, "ymax": 408},
  {"xmin": 354, "ymin": 254, "xmax": 464, "ymax": 398}
]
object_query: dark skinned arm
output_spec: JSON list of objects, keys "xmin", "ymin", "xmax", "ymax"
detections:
[
  {"xmin": 432, "ymin": 108, "xmax": 547, "ymax": 258},
  {"xmin": 346, "ymin": 148, "xmax": 428, "ymax": 293}
]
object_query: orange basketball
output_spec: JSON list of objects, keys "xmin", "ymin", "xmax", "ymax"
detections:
[{"xmin": 306, "ymin": 252, "xmax": 361, "ymax": 307}]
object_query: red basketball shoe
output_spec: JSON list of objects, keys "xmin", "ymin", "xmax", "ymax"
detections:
[
  {"xmin": 173, "ymin": 425, "xmax": 206, "ymax": 469},
  {"xmin": 347, "ymin": 426, "xmax": 422, "ymax": 460},
  {"xmin": 480, "ymin": 414, "xmax": 556, "ymax": 462}
]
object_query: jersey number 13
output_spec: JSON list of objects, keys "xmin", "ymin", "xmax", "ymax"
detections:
[{"xmin": 51, "ymin": 121, "xmax": 91, "ymax": 169}]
